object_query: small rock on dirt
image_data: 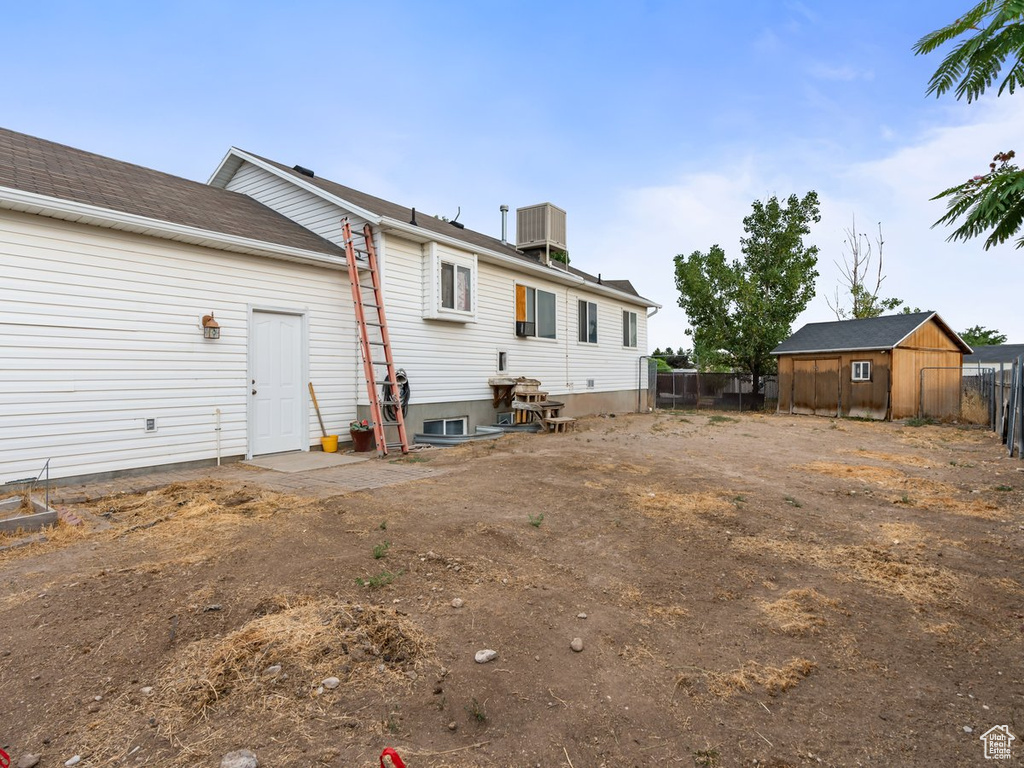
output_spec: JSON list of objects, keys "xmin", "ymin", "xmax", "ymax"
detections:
[
  {"xmin": 448, "ymin": 721, "xmax": 458, "ymax": 731},
  {"xmin": 570, "ymin": 637, "xmax": 584, "ymax": 652},
  {"xmin": 64, "ymin": 758, "xmax": 81, "ymax": 768},
  {"xmin": 576, "ymin": 612, "xmax": 587, "ymax": 619},
  {"xmin": 220, "ymin": 750, "xmax": 259, "ymax": 768},
  {"xmin": 17, "ymin": 754, "xmax": 41, "ymax": 768},
  {"xmin": 322, "ymin": 677, "xmax": 340, "ymax": 689},
  {"xmin": 139, "ymin": 686, "xmax": 154, "ymax": 695},
  {"xmin": 475, "ymin": 649, "xmax": 498, "ymax": 663},
  {"xmin": 262, "ymin": 665, "xmax": 281, "ymax": 677},
  {"xmin": 451, "ymin": 598, "xmax": 464, "ymax": 608},
  {"xmin": 963, "ymin": 725, "xmax": 974, "ymax": 734}
]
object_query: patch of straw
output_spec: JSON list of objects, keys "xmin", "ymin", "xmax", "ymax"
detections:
[
  {"xmin": 157, "ymin": 597, "xmax": 433, "ymax": 733},
  {"xmin": 732, "ymin": 537, "xmax": 960, "ymax": 606},
  {"xmin": 677, "ymin": 658, "xmax": 817, "ymax": 698},
  {"xmin": 634, "ymin": 490, "xmax": 733, "ymax": 525},
  {"xmin": 759, "ymin": 588, "xmax": 838, "ymax": 635}
]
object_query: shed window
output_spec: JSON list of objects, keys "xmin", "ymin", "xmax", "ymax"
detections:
[{"xmin": 852, "ymin": 361, "xmax": 872, "ymax": 381}]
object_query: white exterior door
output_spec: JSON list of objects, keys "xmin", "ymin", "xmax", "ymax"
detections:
[{"xmin": 250, "ymin": 310, "xmax": 304, "ymax": 455}]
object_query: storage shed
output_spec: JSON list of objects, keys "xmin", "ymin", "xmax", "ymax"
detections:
[{"xmin": 773, "ymin": 312, "xmax": 971, "ymax": 420}]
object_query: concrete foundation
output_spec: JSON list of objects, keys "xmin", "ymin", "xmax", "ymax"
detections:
[
  {"xmin": 0, "ymin": 496, "xmax": 59, "ymax": 534},
  {"xmin": 356, "ymin": 388, "xmax": 639, "ymax": 437}
]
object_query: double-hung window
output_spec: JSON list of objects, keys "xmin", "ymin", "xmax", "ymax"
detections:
[
  {"xmin": 515, "ymin": 284, "xmax": 556, "ymax": 339},
  {"xmin": 578, "ymin": 300, "xmax": 598, "ymax": 344},
  {"xmin": 622, "ymin": 310, "xmax": 638, "ymax": 348}
]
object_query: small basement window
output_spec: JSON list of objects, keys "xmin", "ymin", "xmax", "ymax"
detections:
[
  {"xmin": 852, "ymin": 361, "xmax": 872, "ymax": 381},
  {"xmin": 422, "ymin": 417, "xmax": 467, "ymax": 436}
]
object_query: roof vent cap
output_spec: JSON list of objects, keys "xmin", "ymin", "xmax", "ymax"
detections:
[{"xmin": 293, "ymin": 165, "xmax": 315, "ymax": 178}]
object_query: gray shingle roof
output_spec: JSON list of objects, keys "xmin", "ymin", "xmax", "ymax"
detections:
[
  {"xmin": 240, "ymin": 152, "xmax": 649, "ymax": 301},
  {"xmin": 0, "ymin": 127, "xmax": 345, "ymax": 257},
  {"xmin": 772, "ymin": 311, "xmax": 970, "ymax": 355},
  {"xmin": 964, "ymin": 344, "xmax": 1024, "ymax": 365}
]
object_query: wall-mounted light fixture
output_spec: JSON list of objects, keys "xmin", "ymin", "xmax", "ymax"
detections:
[{"xmin": 201, "ymin": 312, "xmax": 221, "ymax": 340}]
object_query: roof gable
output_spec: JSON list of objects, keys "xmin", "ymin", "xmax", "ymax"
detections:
[
  {"xmin": 772, "ymin": 312, "xmax": 972, "ymax": 355},
  {"xmin": 0, "ymin": 127, "xmax": 345, "ymax": 258}
]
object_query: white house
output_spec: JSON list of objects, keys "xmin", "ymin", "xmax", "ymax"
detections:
[{"xmin": 0, "ymin": 127, "xmax": 656, "ymax": 484}]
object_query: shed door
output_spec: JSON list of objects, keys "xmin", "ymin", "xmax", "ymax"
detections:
[
  {"xmin": 813, "ymin": 358, "xmax": 840, "ymax": 416},
  {"xmin": 250, "ymin": 310, "xmax": 304, "ymax": 455},
  {"xmin": 791, "ymin": 358, "xmax": 839, "ymax": 417}
]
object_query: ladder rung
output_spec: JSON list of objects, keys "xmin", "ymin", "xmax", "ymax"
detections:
[{"xmin": 365, "ymin": 340, "xmax": 386, "ymax": 347}]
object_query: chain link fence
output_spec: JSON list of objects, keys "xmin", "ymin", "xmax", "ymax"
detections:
[{"xmin": 656, "ymin": 372, "xmax": 778, "ymax": 412}]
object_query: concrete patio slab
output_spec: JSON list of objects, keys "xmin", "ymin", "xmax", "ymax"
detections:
[{"xmin": 243, "ymin": 451, "xmax": 370, "ymax": 473}]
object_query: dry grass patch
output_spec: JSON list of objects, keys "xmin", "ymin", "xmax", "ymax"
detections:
[
  {"xmin": 634, "ymin": 489, "xmax": 733, "ymax": 525},
  {"xmin": 156, "ymin": 597, "xmax": 433, "ymax": 732},
  {"xmin": 760, "ymin": 588, "xmax": 838, "ymax": 635},
  {"xmin": 677, "ymin": 658, "xmax": 817, "ymax": 698},
  {"xmin": 846, "ymin": 450, "xmax": 933, "ymax": 468},
  {"xmin": 732, "ymin": 538, "xmax": 961, "ymax": 606}
]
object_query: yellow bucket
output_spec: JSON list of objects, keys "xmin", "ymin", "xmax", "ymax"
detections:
[{"xmin": 320, "ymin": 435, "xmax": 339, "ymax": 453}]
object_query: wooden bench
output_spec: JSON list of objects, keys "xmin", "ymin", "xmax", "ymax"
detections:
[{"xmin": 543, "ymin": 416, "xmax": 577, "ymax": 433}]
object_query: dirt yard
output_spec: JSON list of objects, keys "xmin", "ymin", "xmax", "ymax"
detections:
[{"xmin": 2, "ymin": 412, "xmax": 1023, "ymax": 767}]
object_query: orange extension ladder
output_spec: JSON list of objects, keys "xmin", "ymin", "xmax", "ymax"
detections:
[{"xmin": 342, "ymin": 218, "xmax": 410, "ymax": 456}]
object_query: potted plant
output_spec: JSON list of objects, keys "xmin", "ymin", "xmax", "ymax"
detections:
[{"xmin": 349, "ymin": 419, "xmax": 375, "ymax": 452}]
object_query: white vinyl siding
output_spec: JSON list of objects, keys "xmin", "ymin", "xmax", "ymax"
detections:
[
  {"xmin": 374, "ymin": 233, "xmax": 647, "ymax": 406},
  {"xmin": 0, "ymin": 210, "xmax": 354, "ymax": 483},
  {"xmin": 221, "ymin": 160, "xmax": 651, "ymax": 408}
]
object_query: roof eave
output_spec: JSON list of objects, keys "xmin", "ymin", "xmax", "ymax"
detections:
[{"xmin": 0, "ymin": 186, "xmax": 346, "ymax": 269}]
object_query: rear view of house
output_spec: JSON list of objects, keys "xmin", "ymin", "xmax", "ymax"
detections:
[
  {"xmin": 0, "ymin": 127, "xmax": 656, "ymax": 484},
  {"xmin": 773, "ymin": 312, "xmax": 971, "ymax": 420}
]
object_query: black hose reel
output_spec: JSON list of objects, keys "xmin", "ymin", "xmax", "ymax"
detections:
[{"xmin": 382, "ymin": 369, "xmax": 411, "ymax": 423}]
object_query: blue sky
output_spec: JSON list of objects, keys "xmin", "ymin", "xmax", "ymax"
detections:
[{"xmin": 5, "ymin": 1, "xmax": 1022, "ymax": 350}]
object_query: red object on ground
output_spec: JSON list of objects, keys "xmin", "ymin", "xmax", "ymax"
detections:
[
  {"xmin": 0, "ymin": 748, "xmax": 10, "ymax": 768},
  {"xmin": 380, "ymin": 748, "xmax": 406, "ymax": 768}
]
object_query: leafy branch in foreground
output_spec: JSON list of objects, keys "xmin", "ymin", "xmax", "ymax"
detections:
[{"xmin": 932, "ymin": 150, "xmax": 1024, "ymax": 249}]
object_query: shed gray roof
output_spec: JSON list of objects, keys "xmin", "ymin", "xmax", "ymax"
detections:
[
  {"xmin": 236, "ymin": 151, "xmax": 649, "ymax": 302},
  {"xmin": 964, "ymin": 344, "xmax": 1024, "ymax": 365},
  {"xmin": 0, "ymin": 127, "xmax": 345, "ymax": 257},
  {"xmin": 772, "ymin": 311, "xmax": 972, "ymax": 355}
]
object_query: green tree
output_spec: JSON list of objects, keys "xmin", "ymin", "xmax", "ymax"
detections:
[
  {"xmin": 960, "ymin": 324, "xmax": 1008, "ymax": 346},
  {"xmin": 674, "ymin": 192, "xmax": 821, "ymax": 391},
  {"xmin": 914, "ymin": 1, "xmax": 1024, "ymax": 249},
  {"xmin": 826, "ymin": 217, "xmax": 903, "ymax": 319}
]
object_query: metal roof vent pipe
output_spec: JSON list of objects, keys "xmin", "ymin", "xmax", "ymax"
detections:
[
  {"xmin": 500, "ymin": 204, "xmax": 509, "ymax": 244},
  {"xmin": 410, "ymin": 207, "xmax": 418, "ymax": 226}
]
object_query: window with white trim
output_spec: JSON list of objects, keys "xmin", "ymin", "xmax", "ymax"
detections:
[
  {"xmin": 852, "ymin": 361, "xmax": 872, "ymax": 381},
  {"xmin": 578, "ymin": 300, "xmax": 598, "ymax": 344},
  {"xmin": 441, "ymin": 261, "xmax": 472, "ymax": 312},
  {"xmin": 622, "ymin": 310, "xmax": 638, "ymax": 348},
  {"xmin": 423, "ymin": 242, "xmax": 476, "ymax": 322},
  {"xmin": 422, "ymin": 417, "xmax": 467, "ymax": 436},
  {"xmin": 515, "ymin": 284, "xmax": 556, "ymax": 339}
]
